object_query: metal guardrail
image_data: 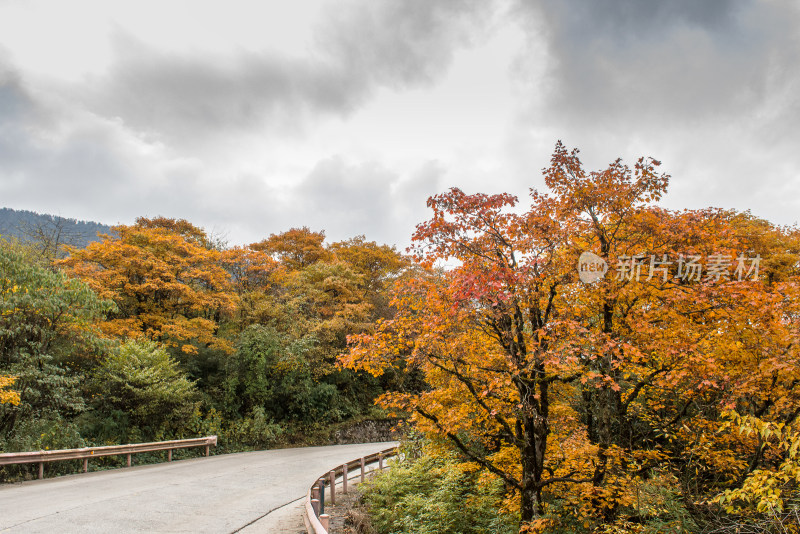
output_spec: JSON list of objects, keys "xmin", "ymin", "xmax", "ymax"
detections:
[
  {"xmin": 304, "ymin": 446, "xmax": 397, "ymax": 534},
  {"xmin": 0, "ymin": 435, "xmax": 218, "ymax": 479}
]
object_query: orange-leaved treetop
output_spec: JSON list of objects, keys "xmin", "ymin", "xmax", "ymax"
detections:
[{"xmin": 59, "ymin": 217, "xmax": 237, "ymax": 355}]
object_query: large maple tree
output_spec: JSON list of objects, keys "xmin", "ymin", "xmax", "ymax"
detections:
[{"xmin": 343, "ymin": 142, "xmax": 800, "ymax": 529}]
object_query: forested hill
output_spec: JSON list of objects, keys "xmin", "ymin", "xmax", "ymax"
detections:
[{"xmin": 0, "ymin": 207, "xmax": 111, "ymax": 249}]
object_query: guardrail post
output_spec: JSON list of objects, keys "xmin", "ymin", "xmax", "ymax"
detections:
[
  {"xmin": 205, "ymin": 445, "xmax": 210, "ymax": 457},
  {"xmin": 126, "ymin": 453, "xmax": 132, "ymax": 467},
  {"xmin": 83, "ymin": 458, "xmax": 89, "ymax": 473},
  {"xmin": 320, "ymin": 514, "xmax": 330, "ymax": 530},
  {"xmin": 311, "ymin": 498, "xmax": 320, "ymax": 517},
  {"xmin": 342, "ymin": 463, "xmax": 348, "ymax": 494},
  {"xmin": 38, "ymin": 461, "xmax": 44, "ymax": 479},
  {"xmin": 319, "ymin": 478, "xmax": 326, "ymax": 514},
  {"xmin": 329, "ymin": 470, "xmax": 336, "ymax": 505},
  {"xmin": 360, "ymin": 457, "xmax": 366, "ymax": 483},
  {"xmin": 167, "ymin": 449, "xmax": 172, "ymax": 462},
  {"xmin": 379, "ymin": 452, "xmax": 384, "ymax": 470}
]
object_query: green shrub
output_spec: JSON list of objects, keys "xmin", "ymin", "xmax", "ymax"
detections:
[
  {"xmin": 361, "ymin": 451, "xmax": 517, "ymax": 534},
  {"xmin": 223, "ymin": 407, "xmax": 284, "ymax": 450},
  {"xmin": 224, "ymin": 325, "xmax": 348, "ymax": 424},
  {"xmin": 0, "ymin": 243, "xmax": 112, "ymax": 439},
  {"xmin": 0, "ymin": 416, "xmax": 85, "ymax": 481},
  {"xmin": 84, "ymin": 339, "xmax": 198, "ymax": 442}
]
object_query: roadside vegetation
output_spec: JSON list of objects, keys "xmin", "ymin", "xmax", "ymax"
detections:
[{"xmin": 354, "ymin": 437, "xmax": 518, "ymax": 534}]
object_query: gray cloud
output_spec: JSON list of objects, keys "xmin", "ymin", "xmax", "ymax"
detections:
[
  {"xmin": 504, "ymin": 0, "xmax": 800, "ymax": 226},
  {"xmin": 0, "ymin": 65, "xmax": 33, "ymax": 172},
  {"xmin": 1, "ymin": 56, "xmax": 161, "ymax": 222},
  {"xmin": 0, "ymin": 1, "xmax": 483, "ymax": 246},
  {"xmin": 290, "ymin": 156, "xmax": 444, "ymax": 246},
  {"xmin": 1, "ymin": 45, "xmax": 449, "ymax": 247},
  {"xmin": 76, "ymin": 0, "xmax": 490, "ymax": 147},
  {"xmin": 4, "ymin": 0, "xmax": 797, "ymax": 248},
  {"xmin": 120, "ymin": 156, "xmax": 447, "ymax": 248},
  {"xmin": 316, "ymin": 0, "xmax": 486, "ymax": 90},
  {"xmin": 514, "ymin": 0, "xmax": 800, "ymax": 123},
  {"xmin": 86, "ymin": 35, "xmax": 349, "ymax": 144},
  {"xmin": 0, "ymin": 61, "xmax": 29, "ymax": 121}
]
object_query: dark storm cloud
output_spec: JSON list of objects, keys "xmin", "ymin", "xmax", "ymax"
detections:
[
  {"xmin": 81, "ymin": 0, "xmax": 489, "ymax": 145},
  {"xmin": 514, "ymin": 0, "xmax": 800, "ymax": 123},
  {"xmin": 88, "ymin": 37, "xmax": 344, "ymax": 140}
]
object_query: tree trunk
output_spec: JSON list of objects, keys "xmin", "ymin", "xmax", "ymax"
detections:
[{"xmin": 518, "ymin": 376, "xmax": 549, "ymax": 523}]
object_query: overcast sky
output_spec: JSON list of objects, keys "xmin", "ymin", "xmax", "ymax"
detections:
[{"xmin": 1, "ymin": 0, "xmax": 798, "ymax": 248}]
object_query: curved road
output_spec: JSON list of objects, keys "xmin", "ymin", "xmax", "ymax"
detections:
[{"xmin": 0, "ymin": 442, "xmax": 396, "ymax": 533}]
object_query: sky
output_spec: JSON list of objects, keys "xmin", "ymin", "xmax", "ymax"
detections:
[{"xmin": 1, "ymin": 0, "xmax": 799, "ymax": 249}]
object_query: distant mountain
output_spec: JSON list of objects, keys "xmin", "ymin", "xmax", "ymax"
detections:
[{"xmin": 0, "ymin": 207, "xmax": 112, "ymax": 251}]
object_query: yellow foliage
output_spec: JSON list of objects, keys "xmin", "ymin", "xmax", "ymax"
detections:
[
  {"xmin": 714, "ymin": 412, "xmax": 800, "ymax": 515},
  {"xmin": 0, "ymin": 375, "xmax": 20, "ymax": 405}
]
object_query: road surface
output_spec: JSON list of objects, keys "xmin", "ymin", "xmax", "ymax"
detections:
[{"xmin": 0, "ymin": 442, "xmax": 396, "ymax": 533}]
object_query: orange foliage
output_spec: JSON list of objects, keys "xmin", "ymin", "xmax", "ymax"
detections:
[
  {"xmin": 59, "ymin": 219, "xmax": 236, "ymax": 354},
  {"xmin": 251, "ymin": 227, "xmax": 331, "ymax": 269},
  {"xmin": 342, "ymin": 142, "xmax": 800, "ymax": 527},
  {"xmin": 234, "ymin": 231, "xmax": 408, "ymax": 368}
]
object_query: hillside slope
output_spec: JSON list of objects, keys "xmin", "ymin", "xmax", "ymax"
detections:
[{"xmin": 0, "ymin": 207, "xmax": 111, "ymax": 250}]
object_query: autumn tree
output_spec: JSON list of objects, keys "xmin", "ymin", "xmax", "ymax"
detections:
[
  {"xmin": 134, "ymin": 216, "xmax": 215, "ymax": 249},
  {"xmin": 329, "ymin": 236, "xmax": 410, "ymax": 319},
  {"xmin": 220, "ymin": 246, "xmax": 278, "ymax": 296},
  {"xmin": 223, "ymin": 230, "xmax": 410, "ymax": 422},
  {"xmin": 14, "ymin": 215, "xmax": 91, "ymax": 265},
  {"xmin": 345, "ymin": 184, "xmax": 582, "ymax": 523},
  {"xmin": 251, "ymin": 227, "xmax": 331, "ymax": 269},
  {"xmin": 239, "ymin": 230, "xmax": 407, "ymax": 363},
  {"xmin": 343, "ymin": 142, "xmax": 800, "ymax": 530},
  {"xmin": 59, "ymin": 218, "xmax": 236, "ymax": 355}
]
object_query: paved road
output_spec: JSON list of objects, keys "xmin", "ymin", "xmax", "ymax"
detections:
[{"xmin": 0, "ymin": 442, "xmax": 396, "ymax": 533}]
